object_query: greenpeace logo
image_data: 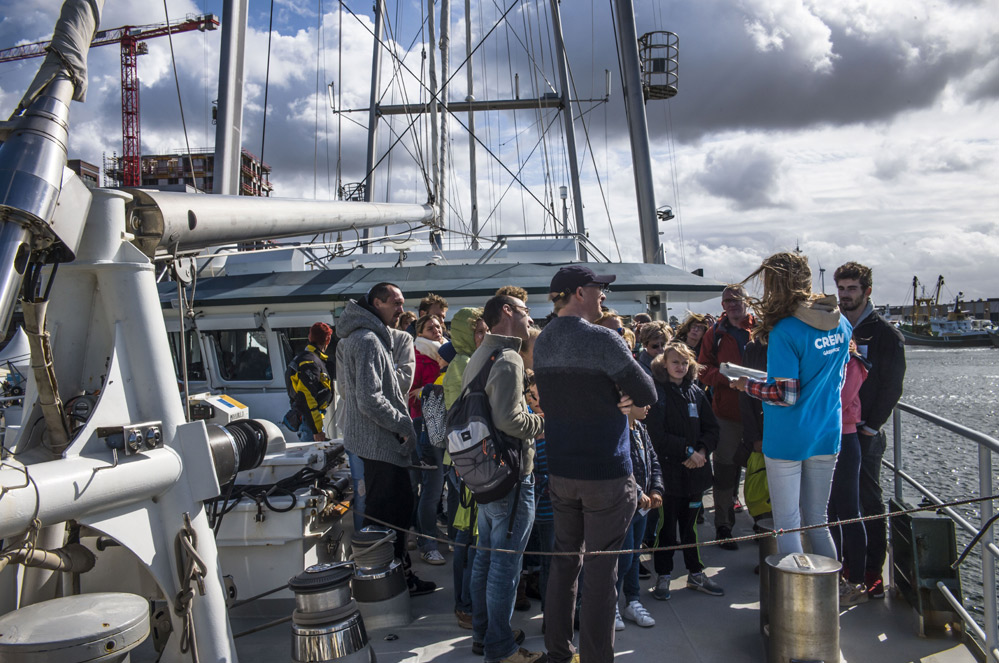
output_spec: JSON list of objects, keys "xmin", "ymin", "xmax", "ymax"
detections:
[
  {"xmin": 814, "ymin": 332, "xmax": 845, "ymax": 350},
  {"xmin": 814, "ymin": 331, "xmax": 846, "ymax": 355}
]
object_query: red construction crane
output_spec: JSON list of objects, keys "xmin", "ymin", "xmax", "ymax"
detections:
[{"xmin": 0, "ymin": 14, "xmax": 219, "ymax": 187}]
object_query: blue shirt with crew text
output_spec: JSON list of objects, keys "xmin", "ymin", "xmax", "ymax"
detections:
[{"xmin": 763, "ymin": 315, "xmax": 853, "ymax": 461}]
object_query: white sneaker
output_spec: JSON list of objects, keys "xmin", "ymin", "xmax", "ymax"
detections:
[
  {"xmin": 614, "ymin": 604, "xmax": 625, "ymax": 631},
  {"xmin": 421, "ymin": 549, "xmax": 446, "ymax": 565},
  {"xmin": 623, "ymin": 600, "xmax": 655, "ymax": 627}
]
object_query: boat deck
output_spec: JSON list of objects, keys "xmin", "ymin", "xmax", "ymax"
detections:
[{"xmin": 220, "ymin": 507, "xmax": 977, "ymax": 663}]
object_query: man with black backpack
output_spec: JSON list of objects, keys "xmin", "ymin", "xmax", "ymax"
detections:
[{"xmin": 461, "ymin": 294, "xmax": 545, "ymax": 663}]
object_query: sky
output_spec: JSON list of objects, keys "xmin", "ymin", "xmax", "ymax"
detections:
[{"xmin": 0, "ymin": 0, "xmax": 996, "ymax": 312}]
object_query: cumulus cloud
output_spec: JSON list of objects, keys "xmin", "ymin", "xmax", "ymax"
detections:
[{"xmin": 692, "ymin": 143, "xmax": 790, "ymax": 210}]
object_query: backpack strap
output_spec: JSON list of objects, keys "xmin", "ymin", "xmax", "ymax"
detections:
[{"xmin": 459, "ymin": 348, "xmax": 505, "ymax": 399}]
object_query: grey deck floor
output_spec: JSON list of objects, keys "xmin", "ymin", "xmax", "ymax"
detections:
[{"xmin": 226, "ymin": 509, "xmax": 976, "ymax": 663}]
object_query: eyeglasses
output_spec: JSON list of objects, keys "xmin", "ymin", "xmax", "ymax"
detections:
[
  {"xmin": 509, "ymin": 304, "xmax": 531, "ymax": 316},
  {"xmin": 582, "ymin": 284, "xmax": 609, "ymax": 295}
]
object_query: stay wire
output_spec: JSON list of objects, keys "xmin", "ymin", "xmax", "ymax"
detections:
[
  {"xmin": 259, "ymin": 0, "xmax": 275, "ymax": 168},
  {"xmin": 162, "ymin": 0, "xmax": 201, "ymax": 192}
]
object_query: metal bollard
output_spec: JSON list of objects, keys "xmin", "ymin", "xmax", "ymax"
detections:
[
  {"xmin": 757, "ymin": 518, "xmax": 778, "ymax": 636},
  {"xmin": 766, "ymin": 553, "xmax": 842, "ymax": 663}
]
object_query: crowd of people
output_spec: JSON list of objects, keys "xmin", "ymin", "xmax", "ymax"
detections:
[{"xmin": 282, "ymin": 256, "xmax": 906, "ymax": 663}]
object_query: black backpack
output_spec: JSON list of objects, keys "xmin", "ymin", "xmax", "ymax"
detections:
[{"xmin": 445, "ymin": 349, "xmax": 522, "ymax": 504}]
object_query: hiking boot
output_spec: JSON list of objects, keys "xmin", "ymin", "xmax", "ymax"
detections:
[
  {"xmin": 716, "ymin": 526, "xmax": 738, "ymax": 551},
  {"xmin": 407, "ymin": 573, "xmax": 437, "ymax": 596},
  {"xmin": 865, "ymin": 572, "xmax": 886, "ymax": 600},
  {"xmin": 472, "ymin": 629, "xmax": 524, "ymax": 656},
  {"xmin": 686, "ymin": 572, "xmax": 724, "ymax": 596},
  {"xmin": 623, "ymin": 600, "xmax": 655, "ymax": 627},
  {"xmin": 638, "ymin": 562, "xmax": 652, "ymax": 579},
  {"xmin": 422, "ymin": 549, "xmax": 446, "ymax": 565},
  {"xmin": 614, "ymin": 604, "xmax": 625, "ymax": 631},
  {"xmin": 499, "ymin": 648, "xmax": 547, "ymax": 663},
  {"xmin": 652, "ymin": 574, "xmax": 671, "ymax": 601},
  {"xmin": 839, "ymin": 579, "xmax": 869, "ymax": 607},
  {"xmin": 455, "ymin": 609, "xmax": 473, "ymax": 629}
]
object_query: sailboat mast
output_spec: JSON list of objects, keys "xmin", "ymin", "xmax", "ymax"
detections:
[
  {"xmin": 612, "ymin": 0, "xmax": 661, "ymax": 264},
  {"xmin": 439, "ymin": 0, "xmax": 451, "ymax": 239},
  {"xmin": 362, "ymin": 0, "xmax": 387, "ymax": 252},
  {"xmin": 213, "ymin": 0, "xmax": 248, "ymax": 195},
  {"xmin": 427, "ymin": 0, "xmax": 441, "ymax": 229},
  {"xmin": 465, "ymin": 0, "xmax": 480, "ymax": 249},
  {"xmin": 549, "ymin": 0, "xmax": 586, "ymax": 261}
]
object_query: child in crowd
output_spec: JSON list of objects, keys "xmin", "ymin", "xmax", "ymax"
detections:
[
  {"xmin": 650, "ymin": 342, "xmax": 723, "ymax": 599},
  {"xmin": 615, "ymin": 402, "xmax": 663, "ymax": 629}
]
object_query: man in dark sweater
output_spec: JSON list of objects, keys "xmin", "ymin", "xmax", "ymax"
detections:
[
  {"xmin": 835, "ymin": 262, "xmax": 906, "ymax": 599},
  {"xmin": 534, "ymin": 265, "xmax": 657, "ymax": 663}
]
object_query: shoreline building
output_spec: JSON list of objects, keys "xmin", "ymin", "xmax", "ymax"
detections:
[{"xmin": 102, "ymin": 148, "xmax": 272, "ymax": 196}]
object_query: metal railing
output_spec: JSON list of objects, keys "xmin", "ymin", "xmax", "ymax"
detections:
[{"xmin": 890, "ymin": 401, "xmax": 999, "ymax": 661}]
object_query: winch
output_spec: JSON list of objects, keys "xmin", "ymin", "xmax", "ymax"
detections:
[
  {"xmin": 289, "ymin": 562, "xmax": 374, "ymax": 663},
  {"xmin": 350, "ymin": 527, "xmax": 411, "ymax": 629}
]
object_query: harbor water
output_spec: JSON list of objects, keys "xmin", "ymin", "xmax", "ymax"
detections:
[{"xmin": 883, "ymin": 346, "xmax": 999, "ymax": 622}]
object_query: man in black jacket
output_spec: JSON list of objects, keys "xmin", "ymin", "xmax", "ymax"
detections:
[{"xmin": 835, "ymin": 262, "xmax": 906, "ymax": 599}]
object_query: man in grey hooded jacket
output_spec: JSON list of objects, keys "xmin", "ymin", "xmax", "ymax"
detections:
[{"xmin": 336, "ymin": 282, "xmax": 435, "ymax": 595}]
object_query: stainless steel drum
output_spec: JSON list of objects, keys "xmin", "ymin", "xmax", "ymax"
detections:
[
  {"xmin": 290, "ymin": 562, "xmax": 375, "ymax": 663},
  {"xmin": 0, "ymin": 592, "xmax": 149, "ymax": 663},
  {"xmin": 766, "ymin": 553, "xmax": 842, "ymax": 663},
  {"xmin": 757, "ymin": 518, "xmax": 778, "ymax": 636},
  {"xmin": 350, "ymin": 527, "xmax": 411, "ymax": 630}
]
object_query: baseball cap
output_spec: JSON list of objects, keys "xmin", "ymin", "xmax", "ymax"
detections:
[{"xmin": 549, "ymin": 265, "xmax": 617, "ymax": 298}]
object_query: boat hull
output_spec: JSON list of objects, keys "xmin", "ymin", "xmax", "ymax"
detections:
[{"xmin": 899, "ymin": 328, "xmax": 994, "ymax": 347}]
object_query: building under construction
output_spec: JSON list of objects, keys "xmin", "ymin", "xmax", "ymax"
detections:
[{"xmin": 103, "ymin": 148, "xmax": 272, "ymax": 196}]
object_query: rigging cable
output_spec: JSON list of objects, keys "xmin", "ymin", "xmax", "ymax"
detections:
[
  {"xmin": 260, "ymin": 0, "xmax": 275, "ymax": 169},
  {"xmin": 314, "ymin": 0, "xmax": 322, "ymax": 198},
  {"xmin": 162, "ymin": 0, "xmax": 201, "ymax": 192}
]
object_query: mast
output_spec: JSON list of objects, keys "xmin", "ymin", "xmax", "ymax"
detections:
[
  {"xmin": 439, "ymin": 0, "xmax": 451, "ymax": 240},
  {"xmin": 362, "ymin": 0, "xmax": 386, "ymax": 253},
  {"xmin": 549, "ymin": 0, "xmax": 586, "ymax": 261},
  {"xmin": 427, "ymin": 0, "xmax": 441, "ymax": 231},
  {"xmin": 213, "ymin": 0, "xmax": 248, "ymax": 195},
  {"xmin": 465, "ymin": 0, "xmax": 479, "ymax": 248},
  {"xmin": 612, "ymin": 0, "xmax": 662, "ymax": 264}
]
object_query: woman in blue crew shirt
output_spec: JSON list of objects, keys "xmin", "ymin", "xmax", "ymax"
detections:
[{"xmin": 732, "ymin": 252, "xmax": 852, "ymax": 557}]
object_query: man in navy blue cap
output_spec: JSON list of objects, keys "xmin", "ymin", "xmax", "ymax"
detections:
[{"xmin": 534, "ymin": 265, "xmax": 657, "ymax": 663}]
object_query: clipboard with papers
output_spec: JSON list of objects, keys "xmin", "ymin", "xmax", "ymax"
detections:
[{"xmin": 720, "ymin": 362, "xmax": 767, "ymax": 381}]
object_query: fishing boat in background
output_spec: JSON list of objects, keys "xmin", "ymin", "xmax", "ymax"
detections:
[{"xmin": 899, "ymin": 276, "xmax": 996, "ymax": 347}]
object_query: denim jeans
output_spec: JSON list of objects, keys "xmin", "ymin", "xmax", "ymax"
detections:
[
  {"xmin": 346, "ymin": 450, "xmax": 366, "ymax": 532},
  {"xmin": 615, "ymin": 509, "xmax": 648, "ymax": 604},
  {"xmin": 471, "ymin": 475, "xmax": 535, "ymax": 662},
  {"xmin": 528, "ymin": 519, "xmax": 555, "ymax": 612},
  {"xmin": 764, "ymin": 454, "xmax": 837, "ymax": 559},
  {"xmin": 453, "ymin": 526, "xmax": 476, "ymax": 614},
  {"xmin": 858, "ymin": 430, "xmax": 888, "ymax": 574},
  {"xmin": 416, "ymin": 441, "xmax": 445, "ymax": 553},
  {"xmin": 829, "ymin": 433, "xmax": 866, "ymax": 582}
]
